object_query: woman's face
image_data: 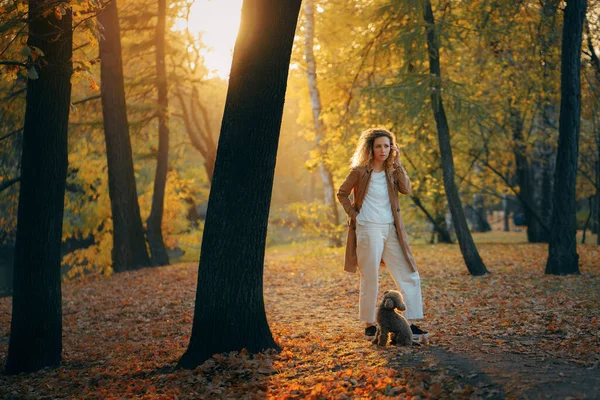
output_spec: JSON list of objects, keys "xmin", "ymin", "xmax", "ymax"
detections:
[{"xmin": 372, "ymin": 136, "xmax": 391, "ymax": 163}]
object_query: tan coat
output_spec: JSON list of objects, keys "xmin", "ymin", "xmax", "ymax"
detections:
[{"xmin": 337, "ymin": 164, "xmax": 418, "ymax": 274}]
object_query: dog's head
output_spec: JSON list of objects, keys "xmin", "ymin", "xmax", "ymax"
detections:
[{"xmin": 382, "ymin": 290, "xmax": 406, "ymax": 311}]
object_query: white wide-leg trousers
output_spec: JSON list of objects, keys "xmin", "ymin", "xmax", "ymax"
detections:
[{"xmin": 356, "ymin": 222, "xmax": 424, "ymax": 323}]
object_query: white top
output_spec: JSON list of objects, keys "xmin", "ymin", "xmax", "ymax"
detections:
[{"xmin": 356, "ymin": 170, "xmax": 395, "ymax": 224}]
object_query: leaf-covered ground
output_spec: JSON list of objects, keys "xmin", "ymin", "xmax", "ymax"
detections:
[{"xmin": 1, "ymin": 236, "xmax": 599, "ymax": 399}]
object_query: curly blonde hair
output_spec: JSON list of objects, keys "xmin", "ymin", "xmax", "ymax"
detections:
[{"xmin": 350, "ymin": 127, "xmax": 398, "ymax": 172}]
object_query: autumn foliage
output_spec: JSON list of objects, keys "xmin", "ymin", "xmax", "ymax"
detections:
[
  {"xmin": 0, "ymin": 0, "xmax": 599, "ymax": 394},
  {"xmin": 1, "ymin": 236, "xmax": 598, "ymax": 398}
]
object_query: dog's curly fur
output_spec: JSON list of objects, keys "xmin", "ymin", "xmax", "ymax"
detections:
[{"xmin": 373, "ymin": 290, "xmax": 413, "ymax": 346}]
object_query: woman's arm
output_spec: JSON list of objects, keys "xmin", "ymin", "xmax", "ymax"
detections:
[
  {"xmin": 337, "ymin": 168, "xmax": 360, "ymax": 218},
  {"xmin": 394, "ymin": 163, "xmax": 412, "ymax": 194},
  {"xmin": 391, "ymin": 145, "xmax": 411, "ymax": 194}
]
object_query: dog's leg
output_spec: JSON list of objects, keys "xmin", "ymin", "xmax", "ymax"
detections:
[
  {"xmin": 372, "ymin": 325, "xmax": 380, "ymax": 345},
  {"xmin": 377, "ymin": 327, "xmax": 389, "ymax": 346},
  {"xmin": 390, "ymin": 332, "xmax": 397, "ymax": 346}
]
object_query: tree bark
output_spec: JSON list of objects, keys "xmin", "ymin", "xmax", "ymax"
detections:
[
  {"xmin": 422, "ymin": 0, "xmax": 488, "ymax": 275},
  {"xmin": 545, "ymin": 0, "xmax": 586, "ymax": 275},
  {"xmin": 178, "ymin": 0, "xmax": 302, "ymax": 369},
  {"xmin": 303, "ymin": 0, "xmax": 341, "ymax": 247},
  {"xmin": 147, "ymin": 0, "xmax": 170, "ymax": 266},
  {"xmin": 99, "ymin": 0, "xmax": 151, "ymax": 272},
  {"xmin": 6, "ymin": 0, "xmax": 72, "ymax": 374}
]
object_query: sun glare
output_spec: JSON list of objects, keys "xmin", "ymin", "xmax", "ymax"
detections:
[{"xmin": 177, "ymin": 0, "xmax": 243, "ymax": 79}]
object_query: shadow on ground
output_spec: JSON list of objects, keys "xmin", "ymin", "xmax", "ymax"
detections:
[{"xmin": 382, "ymin": 335, "xmax": 600, "ymax": 399}]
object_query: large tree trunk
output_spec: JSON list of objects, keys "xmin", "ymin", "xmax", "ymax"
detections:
[
  {"xmin": 422, "ymin": 0, "xmax": 488, "ymax": 276},
  {"xmin": 98, "ymin": 0, "xmax": 151, "ymax": 272},
  {"xmin": 303, "ymin": 0, "xmax": 341, "ymax": 247},
  {"xmin": 545, "ymin": 0, "xmax": 586, "ymax": 275},
  {"xmin": 6, "ymin": 0, "xmax": 72, "ymax": 374},
  {"xmin": 178, "ymin": 0, "xmax": 302, "ymax": 369},
  {"xmin": 147, "ymin": 0, "xmax": 170, "ymax": 266}
]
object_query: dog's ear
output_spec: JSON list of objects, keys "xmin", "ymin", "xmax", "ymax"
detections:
[
  {"xmin": 388, "ymin": 292, "xmax": 406, "ymax": 311},
  {"xmin": 383, "ymin": 298, "xmax": 394, "ymax": 309},
  {"xmin": 396, "ymin": 301, "xmax": 406, "ymax": 311},
  {"xmin": 383, "ymin": 290, "xmax": 390, "ymax": 295},
  {"xmin": 393, "ymin": 292, "xmax": 406, "ymax": 311}
]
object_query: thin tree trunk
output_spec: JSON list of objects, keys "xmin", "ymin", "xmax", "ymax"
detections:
[
  {"xmin": 502, "ymin": 194, "xmax": 510, "ymax": 232},
  {"xmin": 595, "ymin": 159, "xmax": 600, "ymax": 245},
  {"xmin": 526, "ymin": 0, "xmax": 561, "ymax": 243},
  {"xmin": 147, "ymin": 0, "xmax": 170, "ymax": 266},
  {"xmin": 587, "ymin": 20, "xmax": 600, "ymax": 244},
  {"xmin": 6, "ymin": 0, "xmax": 72, "ymax": 374},
  {"xmin": 422, "ymin": 0, "xmax": 488, "ymax": 276},
  {"xmin": 178, "ymin": 0, "xmax": 302, "ymax": 369},
  {"xmin": 545, "ymin": 0, "xmax": 586, "ymax": 275},
  {"xmin": 303, "ymin": 0, "xmax": 341, "ymax": 247},
  {"xmin": 582, "ymin": 196, "xmax": 593, "ymax": 244},
  {"xmin": 472, "ymin": 194, "xmax": 491, "ymax": 232},
  {"xmin": 509, "ymin": 106, "xmax": 552, "ymax": 239},
  {"xmin": 529, "ymin": 140, "xmax": 554, "ymax": 242},
  {"xmin": 98, "ymin": 0, "xmax": 151, "ymax": 271}
]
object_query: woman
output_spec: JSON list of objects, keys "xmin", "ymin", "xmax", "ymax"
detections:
[{"xmin": 337, "ymin": 127, "xmax": 428, "ymax": 339}]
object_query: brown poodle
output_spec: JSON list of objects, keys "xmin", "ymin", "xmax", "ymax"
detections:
[{"xmin": 372, "ymin": 290, "xmax": 413, "ymax": 347}]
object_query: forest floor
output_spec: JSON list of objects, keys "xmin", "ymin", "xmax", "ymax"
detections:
[{"xmin": 0, "ymin": 233, "xmax": 599, "ymax": 399}]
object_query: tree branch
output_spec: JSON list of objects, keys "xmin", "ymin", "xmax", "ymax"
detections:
[
  {"xmin": 0, "ymin": 61, "xmax": 27, "ymax": 67},
  {"xmin": 191, "ymin": 86, "xmax": 216, "ymax": 149},
  {"xmin": 72, "ymin": 94, "xmax": 101, "ymax": 105},
  {"xmin": 3, "ymin": 87, "xmax": 26, "ymax": 101},
  {"xmin": 479, "ymin": 159, "xmax": 550, "ymax": 233},
  {"xmin": 0, "ymin": 127, "xmax": 22, "ymax": 142},
  {"xmin": 0, "ymin": 177, "xmax": 20, "ymax": 192},
  {"xmin": 173, "ymin": 88, "xmax": 208, "ymax": 155}
]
